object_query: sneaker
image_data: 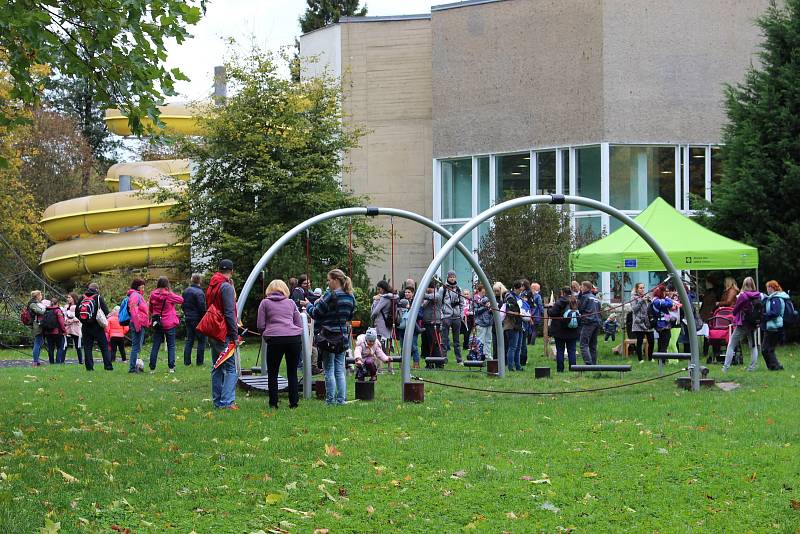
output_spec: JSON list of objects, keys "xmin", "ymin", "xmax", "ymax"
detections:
[{"xmin": 169, "ymin": 368, "xmax": 175, "ymax": 374}]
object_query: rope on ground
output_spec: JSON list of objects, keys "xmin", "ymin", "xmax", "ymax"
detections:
[{"xmin": 410, "ymin": 367, "xmax": 687, "ymax": 395}]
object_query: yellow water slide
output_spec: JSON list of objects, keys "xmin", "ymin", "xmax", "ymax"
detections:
[{"xmin": 39, "ymin": 104, "xmax": 202, "ymax": 281}]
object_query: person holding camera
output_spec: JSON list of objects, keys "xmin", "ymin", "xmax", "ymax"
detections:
[{"xmin": 630, "ymin": 282, "xmax": 654, "ymax": 362}]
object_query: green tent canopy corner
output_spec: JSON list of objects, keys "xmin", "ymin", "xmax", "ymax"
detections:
[{"xmin": 569, "ymin": 198, "xmax": 758, "ymax": 272}]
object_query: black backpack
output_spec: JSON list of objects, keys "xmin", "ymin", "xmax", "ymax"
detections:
[
  {"xmin": 783, "ymin": 297, "xmax": 799, "ymax": 327},
  {"xmin": 646, "ymin": 301, "xmax": 660, "ymax": 328},
  {"xmin": 40, "ymin": 308, "xmax": 60, "ymax": 331},
  {"xmin": 382, "ymin": 299, "xmax": 400, "ymax": 330},
  {"xmin": 742, "ymin": 296, "xmax": 763, "ymax": 327}
]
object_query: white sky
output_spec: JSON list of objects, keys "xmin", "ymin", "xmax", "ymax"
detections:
[{"xmin": 165, "ymin": 0, "xmax": 434, "ymax": 101}]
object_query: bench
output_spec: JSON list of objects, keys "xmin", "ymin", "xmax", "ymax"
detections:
[
  {"xmin": 423, "ymin": 356, "xmax": 447, "ymax": 368},
  {"xmin": 652, "ymin": 352, "xmax": 691, "ymax": 375},
  {"xmin": 463, "ymin": 360, "xmax": 485, "ymax": 368},
  {"xmin": 570, "ymin": 364, "xmax": 632, "ymax": 378}
]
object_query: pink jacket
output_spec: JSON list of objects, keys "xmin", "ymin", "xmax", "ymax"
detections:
[
  {"xmin": 127, "ymin": 288, "xmax": 149, "ymax": 332},
  {"xmin": 353, "ymin": 334, "xmax": 390, "ymax": 363},
  {"xmin": 63, "ymin": 304, "xmax": 82, "ymax": 336},
  {"xmin": 148, "ymin": 288, "xmax": 184, "ymax": 330}
]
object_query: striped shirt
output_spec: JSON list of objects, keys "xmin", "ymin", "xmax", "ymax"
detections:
[{"xmin": 308, "ymin": 289, "xmax": 356, "ymax": 339}]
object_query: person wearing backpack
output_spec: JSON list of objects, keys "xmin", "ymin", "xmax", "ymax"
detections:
[
  {"xmin": 41, "ymin": 295, "xmax": 67, "ymax": 364},
  {"xmin": 421, "ymin": 280, "xmax": 445, "ymax": 367},
  {"xmin": 438, "ymin": 271, "xmax": 465, "ymax": 364},
  {"xmin": 125, "ymin": 279, "xmax": 149, "ymax": 373},
  {"xmin": 577, "ymin": 281, "xmax": 603, "ymax": 365},
  {"xmin": 182, "ymin": 273, "xmax": 207, "ymax": 366},
  {"xmin": 63, "ymin": 292, "xmax": 83, "ymax": 364},
  {"xmin": 650, "ymin": 285, "xmax": 675, "ymax": 354},
  {"xmin": 722, "ymin": 276, "xmax": 761, "ymax": 372},
  {"xmin": 79, "ymin": 283, "xmax": 111, "ymax": 371},
  {"xmin": 370, "ymin": 280, "xmax": 398, "ymax": 352},
  {"xmin": 147, "ymin": 276, "xmax": 184, "ymax": 373},
  {"xmin": 548, "ymin": 287, "xmax": 580, "ymax": 372},
  {"xmin": 760, "ymin": 280, "xmax": 788, "ymax": 371},
  {"xmin": 24, "ymin": 290, "xmax": 46, "ymax": 366},
  {"xmin": 630, "ymin": 283, "xmax": 654, "ymax": 362},
  {"xmin": 501, "ymin": 280, "xmax": 528, "ymax": 372},
  {"xmin": 207, "ymin": 260, "xmax": 241, "ymax": 409}
]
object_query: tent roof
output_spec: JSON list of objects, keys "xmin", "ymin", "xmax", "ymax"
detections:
[{"xmin": 569, "ymin": 198, "xmax": 758, "ymax": 272}]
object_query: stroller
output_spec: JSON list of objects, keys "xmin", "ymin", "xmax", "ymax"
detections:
[{"xmin": 706, "ymin": 306, "xmax": 737, "ymax": 363}]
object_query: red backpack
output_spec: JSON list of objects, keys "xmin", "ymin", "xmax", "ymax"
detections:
[
  {"xmin": 20, "ymin": 306, "xmax": 33, "ymax": 326},
  {"xmin": 78, "ymin": 294, "xmax": 97, "ymax": 324}
]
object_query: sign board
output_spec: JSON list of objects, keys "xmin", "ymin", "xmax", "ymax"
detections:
[{"xmin": 624, "ymin": 259, "xmax": 638, "ymax": 269}]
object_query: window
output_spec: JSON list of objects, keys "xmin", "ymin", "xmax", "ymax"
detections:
[
  {"xmin": 576, "ymin": 216, "xmax": 602, "ymax": 242},
  {"xmin": 496, "ymin": 153, "xmax": 530, "ymax": 201},
  {"xmin": 711, "ymin": 147, "xmax": 723, "ymax": 201},
  {"xmin": 441, "ymin": 158, "xmax": 472, "ymax": 219},
  {"xmin": 576, "ymin": 146, "xmax": 601, "ymax": 210},
  {"xmin": 536, "ymin": 151, "xmax": 556, "ymax": 195},
  {"xmin": 609, "ymin": 146, "xmax": 675, "ymax": 210},
  {"xmin": 442, "ymin": 224, "xmax": 473, "ymax": 287},
  {"xmin": 561, "ymin": 149, "xmax": 570, "ymax": 194},
  {"xmin": 478, "ymin": 156, "xmax": 490, "ymax": 212},
  {"xmin": 688, "ymin": 147, "xmax": 705, "ymax": 208}
]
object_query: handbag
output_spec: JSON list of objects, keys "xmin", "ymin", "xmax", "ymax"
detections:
[
  {"xmin": 150, "ymin": 297, "xmax": 164, "ymax": 331},
  {"xmin": 315, "ymin": 325, "xmax": 347, "ymax": 354},
  {"xmin": 197, "ymin": 303, "xmax": 227, "ymax": 342},
  {"xmin": 96, "ymin": 307, "xmax": 109, "ymax": 329}
]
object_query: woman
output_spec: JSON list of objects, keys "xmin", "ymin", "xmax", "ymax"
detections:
[
  {"xmin": 761, "ymin": 280, "xmax": 787, "ymax": 371},
  {"xmin": 42, "ymin": 296, "xmax": 67, "ymax": 364},
  {"xmin": 257, "ymin": 279, "xmax": 303, "ymax": 409},
  {"xmin": 630, "ymin": 283, "xmax": 654, "ymax": 362},
  {"xmin": 64, "ymin": 292, "xmax": 83, "ymax": 364},
  {"xmin": 308, "ymin": 269, "xmax": 356, "ymax": 405},
  {"xmin": 721, "ymin": 277, "xmax": 761, "ymax": 372},
  {"xmin": 547, "ymin": 287, "xmax": 579, "ymax": 372},
  {"xmin": 718, "ymin": 277, "xmax": 739, "ymax": 308},
  {"xmin": 651, "ymin": 285, "xmax": 675, "ymax": 353},
  {"xmin": 492, "ymin": 282, "xmax": 507, "ymax": 360},
  {"xmin": 126, "ymin": 279, "xmax": 149, "ymax": 373},
  {"xmin": 398, "ymin": 287, "xmax": 421, "ymax": 368},
  {"xmin": 370, "ymin": 280, "xmax": 397, "ymax": 350},
  {"xmin": 148, "ymin": 276, "xmax": 184, "ymax": 373}
]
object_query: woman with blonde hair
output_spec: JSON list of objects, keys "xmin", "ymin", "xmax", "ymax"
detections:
[
  {"xmin": 722, "ymin": 276, "xmax": 761, "ymax": 372},
  {"xmin": 718, "ymin": 277, "xmax": 739, "ymax": 308},
  {"xmin": 257, "ymin": 279, "xmax": 304, "ymax": 409}
]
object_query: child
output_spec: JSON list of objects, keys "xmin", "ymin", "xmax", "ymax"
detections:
[
  {"xmin": 603, "ymin": 314, "xmax": 618, "ymax": 342},
  {"xmin": 106, "ymin": 306, "xmax": 129, "ymax": 362},
  {"xmin": 473, "ymin": 284, "xmax": 493, "ymax": 359},
  {"xmin": 354, "ymin": 328, "xmax": 391, "ymax": 381},
  {"xmin": 466, "ymin": 334, "xmax": 485, "ymax": 361}
]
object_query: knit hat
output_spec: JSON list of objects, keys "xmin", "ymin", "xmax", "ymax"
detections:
[
  {"xmin": 447, "ymin": 270, "xmax": 457, "ymax": 278},
  {"xmin": 313, "ymin": 288, "xmax": 322, "ymax": 296},
  {"xmin": 398, "ymin": 298, "xmax": 410, "ymax": 308},
  {"xmin": 365, "ymin": 328, "xmax": 378, "ymax": 342}
]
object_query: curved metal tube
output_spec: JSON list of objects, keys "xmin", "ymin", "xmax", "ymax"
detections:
[
  {"xmin": 236, "ymin": 207, "xmax": 505, "ymax": 380},
  {"xmin": 408, "ymin": 195, "xmax": 699, "ymax": 391}
]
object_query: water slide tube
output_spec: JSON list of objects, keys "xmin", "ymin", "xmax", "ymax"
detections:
[{"xmin": 39, "ymin": 104, "xmax": 201, "ymax": 281}]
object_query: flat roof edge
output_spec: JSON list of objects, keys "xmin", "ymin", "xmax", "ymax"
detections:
[
  {"xmin": 432, "ymin": 0, "xmax": 508, "ymax": 13},
  {"xmin": 339, "ymin": 14, "xmax": 431, "ymax": 23}
]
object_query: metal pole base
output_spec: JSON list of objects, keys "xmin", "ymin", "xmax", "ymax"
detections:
[
  {"xmin": 403, "ymin": 382, "xmax": 424, "ymax": 403},
  {"xmin": 486, "ymin": 360, "xmax": 499, "ymax": 375},
  {"xmin": 314, "ymin": 380, "xmax": 326, "ymax": 400}
]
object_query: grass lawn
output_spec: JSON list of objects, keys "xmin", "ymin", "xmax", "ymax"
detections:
[{"xmin": 0, "ymin": 337, "xmax": 798, "ymax": 533}]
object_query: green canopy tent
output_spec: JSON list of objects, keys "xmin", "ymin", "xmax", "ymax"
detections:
[{"xmin": 569, "ymin": 198, "xmax": 758, "ymax": 272}]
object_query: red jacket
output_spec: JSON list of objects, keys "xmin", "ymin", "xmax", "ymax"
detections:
[{"xmin": 106, "ymin": 312, "xmax": 129, "ymax": 339}]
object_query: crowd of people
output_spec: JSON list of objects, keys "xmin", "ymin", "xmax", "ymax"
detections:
[{"xmin": 22, "ymin": 262, "xmax": 794, "ymax": 409}]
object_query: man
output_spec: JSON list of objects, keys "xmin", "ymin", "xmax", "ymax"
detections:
[
  {"xmin": 503, "ymin": 280, "xmax": 528, "ymax": 372},
  {"xmin": 438, "ymin": 270, "xmax": 464, "ymax": 363},
  {"xmin": 290, "ymin": 274, "xmax": 319, "ymax": 309},
  {"xmin": 26, "ymin": 290, "xmax": 46, "ymax": 366},
  {"xmin": 421, "ymin": 280, "xmax": 444, "ymax": 367},
  {"xmin": 208, "ymin": 259, "xmax": 240, "ymax": 409},
  {"xmin": 81, "ymin": 283, "xmax": 111, "ymax": 371},
  {"xmin": 182, "ymin": 273, "xmax": 207, "ymax": 366},
  {"xmin": 578, "ymin": 280, "xmax": 602, "ymax": 365}
]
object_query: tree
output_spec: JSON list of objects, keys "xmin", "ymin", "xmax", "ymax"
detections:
[
  {"xmin": 166, "ymin": 47, "xmax": 380, "ymax": 310},
  {"xmin": 299, "ymin": 0, "xmax": 367, "ymax": 34},
  {"xmin": 708, "ymin": 0, "xmax": 800, "ymax": 289},
  {"xmin": 0, "ymin": 0, "xmax": 206, "ymax": 157}
]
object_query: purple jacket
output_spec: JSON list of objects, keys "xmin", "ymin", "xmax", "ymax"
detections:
[
  {"xmin": 731, "ymin": 291, "xmax": 761, "ymax": 327},
  {"xmin": 257, "ymin": 293, "xmax": 303, "ymax": 338}
]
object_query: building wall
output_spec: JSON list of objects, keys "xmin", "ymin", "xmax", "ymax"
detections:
[
  {"xmin": 602, "ymin": 0, "xmax": 770, "ymax": 144},
  {"xmin": 300, "ymin": 24, "xmax": 342, "ymax": 80},
  {"xmin": 432, "ymin": 0, "xmax": 605, "ymax": 159},
  {"xmin": 310, "ymin": 18, "xmax": 434, "ymax": 286}
]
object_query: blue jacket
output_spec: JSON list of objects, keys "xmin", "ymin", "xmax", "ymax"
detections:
[
  {"xmin": 181, "ymin": 284, "xmax": 207, "ymax": 322},
  {"xmin": 763, "ymin": 291, "xmax": 789, "ymax": 331},
  {"xmin": 475, "ymin": 297, "xmax": 493, "ymax": 328},
  {"xmin": 577, "ymin": 290, "xmax": 602, "ymax": 326},
  {"xmin": 307, "ymin": 289, "xmax": 355, "ymax": 343}
]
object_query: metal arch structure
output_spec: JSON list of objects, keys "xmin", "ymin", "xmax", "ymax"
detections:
[
  {"xmin": 236, "ymin": 206, "xmax": 507, "ymax": 387},
  {"xmin": 405, "ymin": 194, "xmax": 701, "ymax": 394}
]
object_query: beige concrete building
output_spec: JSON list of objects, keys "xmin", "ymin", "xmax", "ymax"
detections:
[{"xmin": 301, "ymin": 0, "xmax": 770, "ymax": 297}]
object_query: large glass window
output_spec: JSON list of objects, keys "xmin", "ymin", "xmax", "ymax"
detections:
[
  {"xmin": 442, "ymin": 224, "xmax": 473, "ymax": 287},
  {"xmin": 576, "ymin": 146, "xmax": 601, "ymax": 210},
  {"xmin": 441, "ymin": 158, "xmax": 472, "ymax": 219},
  {"xmin": 688, "ymin": 147, "xmax": 705, "ymax": 208},
  {"xmin": 496, "ymin": 153, "xmax": 530, "ymax": 201},
  {"xmin": 576, "ymin": 216, "xmax": 602, "ymax": 242},
  {"xmin": 561, "ymin": 150, "xmax": 570, "ymax": 194},
  {"xmin": 478, "ymin": 156, "xmax": 490, "ymax": 212},
  {"xmin": 711, "ymin": 147, "xmax": 723, "ymax": 201},
  {"xmin": 609, "ymin": 146, "xmax": 675, "ymax": 210},
  {"xmin": 536, "ymin": 151, "xmax": 556, "ymax": 195}
]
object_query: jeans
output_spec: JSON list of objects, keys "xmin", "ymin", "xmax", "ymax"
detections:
[
  {"xmin": 110, "ymin": 337, "xmax": 126, "ymax": 361},
  {"xmin": 476, "ymin": 325, "xmax": 493, "ymax": 359},
  {"xmin": 265, "ymin": 336, "xmax": 301, "ymax": 408},
  {"xmin": 211, "ymin": 339, "xmax": 237, "ymax": 407},
  {"xmin": 634, "ymin": 331, "xmax": 654, "ymax": 361},
  {"xmin": 555, "ymin": 337, "xmax": 577, "ymax": 372},
  {"xmin": 183, "ymin": 319, "xmax": 206, "ymax": 366},
  {"xmin": 68, "ymin": 334, "xmax": 83, "ymax": 364},
  {"xmin": 441, "ymin": 316, "xmax": 462, "ymax": 361},
  {"xmin": 45, "ymin": 334, "xmax": 65, "ymax": 364},
  {"xmin": 128, "ymin": 327, "xmax": 145, "ymax": 371},
  {"xmin": 322, "ymin": 350, "xmax": 347, "ymax": 404},
  {"xmin": 32, "ymin": 333, "xmax": 44, "ymax": 364},
  {"xmin": 580, "ymin": 323, "xmax": 600, "ymax": 364},
  {"xmin": 604, "ymin": 332, "xmax": 616, "ymax": 342},
  {"xmin": 656, "ymin": 328, "xmax": 671, "ymax": 353},
  {"xmin": 398, "ymin": 329, "xmax": 420, "ymax": 363},
  {"xmin": 149, "ymin": 327, "xmax": 177, "ymax": 370},
  {"xmin": 723, "ymin": 326, "xmax": 758, "ymax": 371},
  {"xmin": 505, "ymin": 329, "xmax": 523, "ymax": 371},
  {"xmin": 83, "ymin": 325, "xmax": 111, "ymax": 370}
]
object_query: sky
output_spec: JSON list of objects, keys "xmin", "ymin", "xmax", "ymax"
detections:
[{"xmin": 165, "ymin": 0, "xmax": 434, "ymax": 102}]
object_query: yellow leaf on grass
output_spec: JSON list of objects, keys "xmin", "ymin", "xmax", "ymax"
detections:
[
  {"xmin": 58, "ymin": 469, "xmax": 79, "ymax": 484},
  {"xmin": 265, "ymin": 493, "xmax": 283, "ymax": 505},
  {"xmin": 583, "ymin": 472, "xmax": 598, "ymax": 478},
  {"xmin": 324, "ymin": 444, "xmax": 341, "ymax": 457}
]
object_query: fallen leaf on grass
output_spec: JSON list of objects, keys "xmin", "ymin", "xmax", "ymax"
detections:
[
  {"xmin": 324, "ymin": 444, "xmax": 341, "ymax": 457},
  {"xmin": 285, "ymin": 481, "xmax": 297, "ymax": 491},
  {"xmin": 39, "ymin": 517, "xmax": 60, "ymax": 534},
  {"xmin": 790, "ymin": 499, "xmax": 800, "ymax": 510},
  {"xmin": 265, "ymin": 493, "xmax": 283, "ymax": 505},
  {"xmin": 57, "ymin": 469, "xmax": 79, "ymax": 484},
  {"xmin": 451, "ymin": 470, "xmax": 467, "ymax": 479},
  {"xmin": 280, "ymin": 507, "xmax": 313, "ymax": 517},
  {"xmin": 511, "ymin": 449, "xmax": 532, "ymax": 455},
  {"xmin": 366, "ymin": 505, "xmax": 375, "ymax": 515},
  {"xmin": 261, "ymin": 436, "xmax": 271, "ymax": 442},
  {"xmin": 539, "ymin": 502, "xmax": 560, "ymax": 513},
  {"xmin": 0, "ymin": 472, "xmax": 6, "ymax": 481},
  {"xmin": 110, "ymin": 525, "xmax": 131, "ymax": 534},
  {"xmin": 583, "ymin": 472, "xmax": 598, "ymax": 478},
  {"xmin": 506, "ymin": 511, "xmax": 518, "ymax": 519},
  {"xmin": 313, "ymin": 529, "xmax": 329, "ymax": 534},
  {"xmin": 521, "ymin": 475, "xmax": 551, "ymax": 484}
]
